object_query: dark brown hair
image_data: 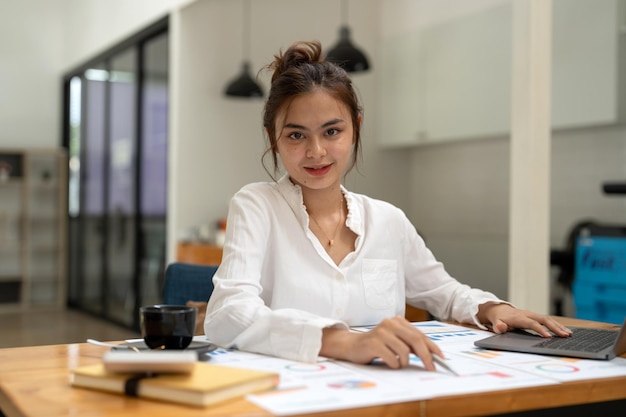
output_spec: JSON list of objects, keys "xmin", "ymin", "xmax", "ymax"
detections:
[{"xmin": 261, "ymin": 40, "xmax": 363, "ymax": 180}]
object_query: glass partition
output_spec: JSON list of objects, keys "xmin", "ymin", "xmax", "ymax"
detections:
[{"xmin": 63, "ymin": 17, "xmax": 168, "ymax": 330}]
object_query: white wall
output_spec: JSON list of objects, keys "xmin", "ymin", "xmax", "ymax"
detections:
[
  {"xmin": 61, "ymin": 0, "xmax": 196, "ymax": 70},
  {"xmin": 0, "ymin": 0, "xmax": 196, "ymax": 150},
  {"xmin": 409, "ymin": 136, "xmax": 511, "ymax": 298},
  {"xmin": 381, "ymin": 0, "xmax": 507, "ymax": 36},
  {"xmin": 0, "ymin": 0, "xmax": 66, "ymax": 148},
  {"xmin": 550, "ymin": 126, "xmax": 626, "ymax": 237}
]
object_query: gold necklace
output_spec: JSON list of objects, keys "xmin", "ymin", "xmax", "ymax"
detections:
[{"xmin": 308, "ymin": 198, "xmax": 344, "ymax": 247}]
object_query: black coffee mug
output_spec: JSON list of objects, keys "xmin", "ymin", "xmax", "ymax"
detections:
[{"xmin": 140, "ymin": 305, "xmax": 197, "ymax": 349}]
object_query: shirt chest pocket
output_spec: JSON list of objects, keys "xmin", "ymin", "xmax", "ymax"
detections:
[{"xmin": 361, "ymin": 259, "xmax": 398, "ymax": 309}]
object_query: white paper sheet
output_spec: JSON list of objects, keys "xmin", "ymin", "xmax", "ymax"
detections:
[{"xmin": 202, "ymin": 321, "xmax": 626, "ymax": 416}]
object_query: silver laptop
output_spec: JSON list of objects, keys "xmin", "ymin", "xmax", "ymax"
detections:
[{"xmin": 474, "ymin": 319, "xmax": 626, "ymax": 360}]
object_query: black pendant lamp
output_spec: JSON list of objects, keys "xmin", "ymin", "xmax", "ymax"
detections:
[
  {"xmin": 326, "ymin": 0, "xmax": 371, "ymax": 73},
  {"xmin": 224, "ymin": 0, "xmax": 263, "ymax": 98}
]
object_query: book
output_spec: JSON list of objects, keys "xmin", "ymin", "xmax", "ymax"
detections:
[
  {"xmin": 102, "ymin": 350, "xmax": 198, "ymax": 373},
  {"xmin": 71, "ymin": 362, "xmax": 279, "ymax": 407}
]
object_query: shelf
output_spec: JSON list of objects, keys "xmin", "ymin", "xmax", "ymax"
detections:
[
  {"xmin": 29, "ymin": 274, "xmax": 58, "ymax": 284},
  {"xmin": 30, "ymin": 282, "xmax": 56, "ymax": 305},
  {"xmin": 0, "ymin": 275, "xmax": 22, "ymax": 282},
  {"xmin": 0, "ymin": 265, "xmax": 24, "ymax": 282},
  {"xmin": 0, "ymin": 282, "xmax": 20, "ymax": 303},
  {"xmin": 27, "ymin": 244, "xmax": 59, "ymax": 252},
  {"xmin": 0, "ymin": 242, "xmax": 21, "ymax": 250},
  {"xmin": 0, "ymin": 179, "xmax": 23, "ymax": 187},
  {"xmin": 0, "ymin": 148, "xmax": 67, "ymax": 310},
  {"xmin": 26, "ymin": 217, "xmax": 58, "ymax": 226}
]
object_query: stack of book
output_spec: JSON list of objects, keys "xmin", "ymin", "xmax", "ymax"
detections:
[{"xmin": 71, "ymin": 357, "xmax": 279, "ymax": 407}]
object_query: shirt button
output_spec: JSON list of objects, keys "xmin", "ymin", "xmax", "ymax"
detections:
[{"xmin": 335, "ymin": 309, "xmax": 342, "ymax": 315}]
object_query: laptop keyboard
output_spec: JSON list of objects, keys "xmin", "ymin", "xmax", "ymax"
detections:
[{"xmin": 533, "ymin": 327, "xmax": 618, "ymax": 353}]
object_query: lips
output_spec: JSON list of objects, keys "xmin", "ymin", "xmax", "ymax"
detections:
[{"xmin": 304, "ymin": 164, "xmax": 332, "ymax": 176}]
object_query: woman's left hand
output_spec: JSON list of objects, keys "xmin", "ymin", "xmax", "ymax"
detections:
[{"xmin": 477, "ymin": 303, "xmax": 572, "ymax": 338}]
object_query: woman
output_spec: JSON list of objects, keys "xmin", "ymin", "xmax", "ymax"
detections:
[{"xmin": 204, "ymin": 40, "xmax": 571, "ymax": 370}]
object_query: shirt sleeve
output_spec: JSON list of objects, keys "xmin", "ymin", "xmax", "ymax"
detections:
[
  {"xmin": 203, "ymin": 186, "xmax": 347, "ymax": 362},
  {"xmin": 401, "ymin": 212, "xmax": 509, "ymax": 328}
]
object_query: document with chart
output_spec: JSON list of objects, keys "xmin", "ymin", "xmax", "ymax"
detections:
[
  {"xmin": 354, "ymin": 321, "xmax": 626, "ymax": 383},
  {"xmin": 202, "ymin": 321, "xmax": 626, "ymax": 416}
]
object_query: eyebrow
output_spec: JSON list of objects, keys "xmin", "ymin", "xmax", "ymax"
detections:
[{"xmin": 284, "ymin": 118, "xmax": 345, "ymax": 131}]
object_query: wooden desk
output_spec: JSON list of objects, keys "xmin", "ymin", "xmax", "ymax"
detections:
[{"xmin": 1, "ymin": 317, "xmax": 624, "ymax": 417}]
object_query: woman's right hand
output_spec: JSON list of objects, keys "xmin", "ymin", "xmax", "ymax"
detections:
[{"xmin": 321, "ymin": 316, "xmax": 444, "ymax": 370}]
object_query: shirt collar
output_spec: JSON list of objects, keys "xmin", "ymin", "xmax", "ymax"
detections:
[{"xmin": 275, "ymin": 174, "xmax": 363, "ymax": 236}]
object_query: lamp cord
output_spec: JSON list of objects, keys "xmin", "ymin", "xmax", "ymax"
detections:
[
  {"xmin": 341, "ymin": 0, "xmax": 348, "ymax": 25},
  {"xmin": 243, "ymin": 0, "xmax": 251, "ymax": 61}
]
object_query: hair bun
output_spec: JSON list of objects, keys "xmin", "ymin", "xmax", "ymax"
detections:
[
  {"xmin": 269, "ymin": 41, "xmax": 323, "ymax": 82},
  {"xmin": 283, "ymin": 41, "xmax": 323, "ymax": 67}
]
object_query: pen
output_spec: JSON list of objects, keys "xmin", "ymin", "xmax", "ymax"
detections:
[{"xmin": 432, "ymin": 354, "xmax": 460, "ymax": 376}]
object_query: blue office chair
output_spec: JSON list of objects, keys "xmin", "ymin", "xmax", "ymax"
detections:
[{"xmin": 162, "ymin": 262, "xmax": 218, "ymax": 305}]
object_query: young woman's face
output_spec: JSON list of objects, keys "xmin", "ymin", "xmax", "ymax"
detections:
[{"xmin": 274, "ymin": 90, "xmax": 355, "ymax": 192}]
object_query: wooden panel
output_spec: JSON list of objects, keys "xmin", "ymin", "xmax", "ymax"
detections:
[
  {"xmin": 176, "ymin": 242, "xmax": 223, "ymax": 266},
  {"xmin": 405, "ymin": 304, "xmax": 430, "ymax": 322}
]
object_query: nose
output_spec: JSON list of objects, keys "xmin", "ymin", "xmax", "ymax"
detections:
[{"xmin": 306, "ymin": 137, "xmax": 326, "ymax": 158}]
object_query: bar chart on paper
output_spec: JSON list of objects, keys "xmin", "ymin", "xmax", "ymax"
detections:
[{"xmin": 197, "ymin": 322, "xmax": 626, "ymax": 415}]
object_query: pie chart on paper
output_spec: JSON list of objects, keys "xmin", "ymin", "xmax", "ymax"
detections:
[{"xmin": 327, "ymin": 380, "xmax": 377, "ymax": 389}]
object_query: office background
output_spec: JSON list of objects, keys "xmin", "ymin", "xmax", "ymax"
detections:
[{"xmin": 1, "ymin": 0, "xmax": 625, "ymax": 321}]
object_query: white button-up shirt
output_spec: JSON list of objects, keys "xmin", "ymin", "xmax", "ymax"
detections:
[{"xmin": 204, "ymin": 175, "xmax": 503, "ymax": 362}]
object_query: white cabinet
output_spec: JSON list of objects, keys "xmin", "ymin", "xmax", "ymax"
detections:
[
  {"xmin": 378, "ymin": 0, "xmax": 622, "ymax": 147},
  {"xmin": 421, "ymin": 2, "xmax": 512, "ymax": 143},
  {"xmin": 0, "ymin": 149, "xmax": 67, "ymax": 310},
  {"xmin": 551, "ymin": 0, "xmax": 620, "ymax": 129}
]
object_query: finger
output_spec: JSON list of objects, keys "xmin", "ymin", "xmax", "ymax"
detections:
[
  {"xmin": 553, "ymin": 323, "xmax": 573, "ymax": 337},
  {"xmin": 408, "ymin": 335, "xmax": 443, "ymax": 372},
  {"xmin": 367, "ymin": 322, "xmax": 410, "ymax": 368},
  {"xmin": 377, "ymin": 348, "xmax": 401, "ymax": 369},
  {"xmin": 500, "ymin": 315, "xmax": 565, "ymax": 338},
  {"xmin": 544, "ymin": 317, "xmax": 572, "ymax": 336},
  {"xmin": 526, "ymin": 322, "xmax": 553, "ymax": 338},
  {"xmin": 512, "ymin": 313, "xmax": 567, "ymax": 338},
  {"xmin": 383, "ymin": 337, "xmax": 412, "ymax": 368},
  {"xmin": 491, "ymin": 320, "xmax": 509, "ymax": 334},
  {"xmin": 535, "ymin": 317, "xmax": 572, "ymax": 337},
  {"xmin": 428, "ymin": 338, "xmax": 444, "ymax": 358},
  {"xmin": 493, "ymin": 314, "xmax": 549, "ymax": 337},
  {"xmin": 376, "ymin": 318, "xmax": 438, "ymax": 369},
  {"xmin": 413, "ymin": 343, "xmax": 436, "ymax": 371},
  {"xmin": 394, "ymin": 322, "xmax": 445, "ymax": 369},
  {"xmin": 367, "ymin": 333, "xmax": 407, "ymax": 369}
]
